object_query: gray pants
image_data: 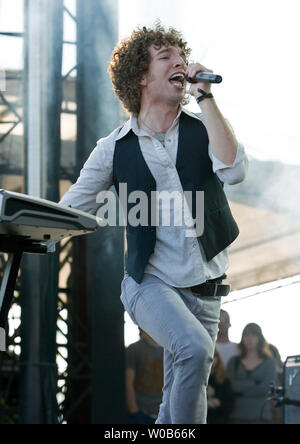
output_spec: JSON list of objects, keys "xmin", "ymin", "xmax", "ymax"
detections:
[{"xmin": 121, "ymin": 272, "xmax": 221, "ymax": 424}]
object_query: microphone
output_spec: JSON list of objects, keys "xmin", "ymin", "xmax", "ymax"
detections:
[{"xmin": 185, "ymin": 72, "xmax": 223, "ymax": 84}]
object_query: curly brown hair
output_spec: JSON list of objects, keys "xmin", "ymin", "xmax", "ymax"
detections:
[{"xmin": 108, "ymin": 22, "xmax": 191, "ymax": 115}]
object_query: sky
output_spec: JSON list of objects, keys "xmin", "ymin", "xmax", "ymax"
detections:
[{"xmin": 1, "ymin": 0, "xmax": 300, "ymax": 361}]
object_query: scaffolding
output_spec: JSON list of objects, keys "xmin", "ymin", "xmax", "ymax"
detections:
[{"xmin": 0, "ymin": 0, "xmax": 124, "ymax": 424}]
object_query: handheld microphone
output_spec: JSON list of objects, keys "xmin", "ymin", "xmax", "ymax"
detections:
[{"xmin": 185, "ymin": 72, "xmax": 223, "ymax": 84}]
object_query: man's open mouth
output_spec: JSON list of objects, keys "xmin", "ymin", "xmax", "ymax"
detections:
[{"xmin": 168, "ymin": 73, "xmax": 185, "ymax": 89}]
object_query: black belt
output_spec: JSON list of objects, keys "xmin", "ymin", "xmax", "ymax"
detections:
[{"xmin": 190, "ymin": 274, "xmax": 230, "ymax": 297}]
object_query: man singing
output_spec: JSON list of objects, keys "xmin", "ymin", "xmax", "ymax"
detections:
[{"xmin": 60, "ymin": 23, "xmax": 248, "ymax": 424}]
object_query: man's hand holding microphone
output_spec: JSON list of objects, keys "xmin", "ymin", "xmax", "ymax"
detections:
[{"xmin": 185, "ymin": 63, "xmax": 222, "ymax": 104}]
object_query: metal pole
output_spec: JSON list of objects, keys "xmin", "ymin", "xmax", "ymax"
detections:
[
  {"xmin": 24, "ymin": 0, "xmax": 62, "ymax": 199},
  {"xmin": 76, "ymin": 0, "xmax": 125, "ymax": 424},
  {"xmin": 20, "ymin": 0, "xmax": 63, "ymax": 424}
]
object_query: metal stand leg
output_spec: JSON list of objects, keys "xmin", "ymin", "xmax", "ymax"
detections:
[{"xmin": 0, "ymin": 250, "xmax": 23, "ymax": 329}]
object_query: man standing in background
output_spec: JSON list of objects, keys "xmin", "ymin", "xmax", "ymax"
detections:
[
  {"xmin": 216, "ymin": 309, "xmax": 238, "ymax": 368},
  {"xmin": 126, "ymin": 329, "xmax": 163, "ymax": 424}
]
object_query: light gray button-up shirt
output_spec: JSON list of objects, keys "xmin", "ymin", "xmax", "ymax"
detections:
[{"xmin": 60, "ymin": 107, "xmax": 248, "ymax": 287}]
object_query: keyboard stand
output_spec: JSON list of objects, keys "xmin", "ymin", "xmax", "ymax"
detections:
[{"xmin": 0, "ymin": 236, "xmax": 48, "ymax": 329}]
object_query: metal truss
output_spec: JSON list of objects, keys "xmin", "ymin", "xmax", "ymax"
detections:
[
  {"xmin": 0, "ymin": 89, "xmax": 23, "ymax": 145},
  {"xmin": 0, "ymin": 253, "xmax": 21, "ymax": 424},
  {"xmin": 0, "ymin": 29, "xmax": 24, "ymax": 177},
  {"xmin": 0, "ymin": 0, "xmax": 91, "ymax": 424}
]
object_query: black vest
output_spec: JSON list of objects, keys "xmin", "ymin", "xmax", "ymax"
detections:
[{"xmin": 113, "ymin": 111, "xmax": 239, "ymax": 283}]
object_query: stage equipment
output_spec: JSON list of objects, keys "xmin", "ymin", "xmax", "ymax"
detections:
[
  {"xmin": 0, "ymin": 189, "xmax": 99, "ymax": 329},
  {"xmin": 283, "ymin": 355, "xmax": 300, "ymax": 424},
  {"xmin": 269, "ymin": 355, "xmax": 300, "ymax": 424}
]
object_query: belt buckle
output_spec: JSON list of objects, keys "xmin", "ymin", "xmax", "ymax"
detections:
[
  {"xmin": 190, "ymin": 282, "xmax": 219, "ymax": 297},
  {"xmin": 212, "ymin": 283, "xmax": 218, "ymax": 297}
]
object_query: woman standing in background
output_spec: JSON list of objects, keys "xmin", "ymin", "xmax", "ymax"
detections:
[
  {"xmin": 207, "ymin": 348, "xmax": 235, "ymax": 424},
  {"xmin": 227, "ymin": 323, "xmax": 276, "ymax": 424}
]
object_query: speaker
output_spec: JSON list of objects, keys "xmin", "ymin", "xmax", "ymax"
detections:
[{"xmin": 283, "ymin": 355, "xmax": 300, "ymax": 424}]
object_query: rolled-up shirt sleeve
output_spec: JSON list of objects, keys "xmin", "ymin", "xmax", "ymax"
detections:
[
  {"xmin": 59, "ymin": 130, "xmax": 116, "ymax": 214},
  {"xmin": 196, "ymin": 112, "xmax": 248, "ymax": 185},
  {"xmin": 209, "ymin": 141, "xmax": 249, "ymax": 185}
]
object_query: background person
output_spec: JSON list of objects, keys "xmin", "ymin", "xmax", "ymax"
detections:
[
  {"xmin": 126, "ymin": 328, "xmax": 163, "ymax": 424},
  {"xmin": 207, "ymin": 348, "xmax": 235, "ymax": 424},
  {"xmin": 227, "ymin": 323, "xmax": 276, "ymax": 424},
  {"xmin": 216, "ymin": 309, "xmax": 238, "ymax": 369},
  {"xmin": 268, "ymin": 343, "xmax": 283, "ymax": 424}
]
